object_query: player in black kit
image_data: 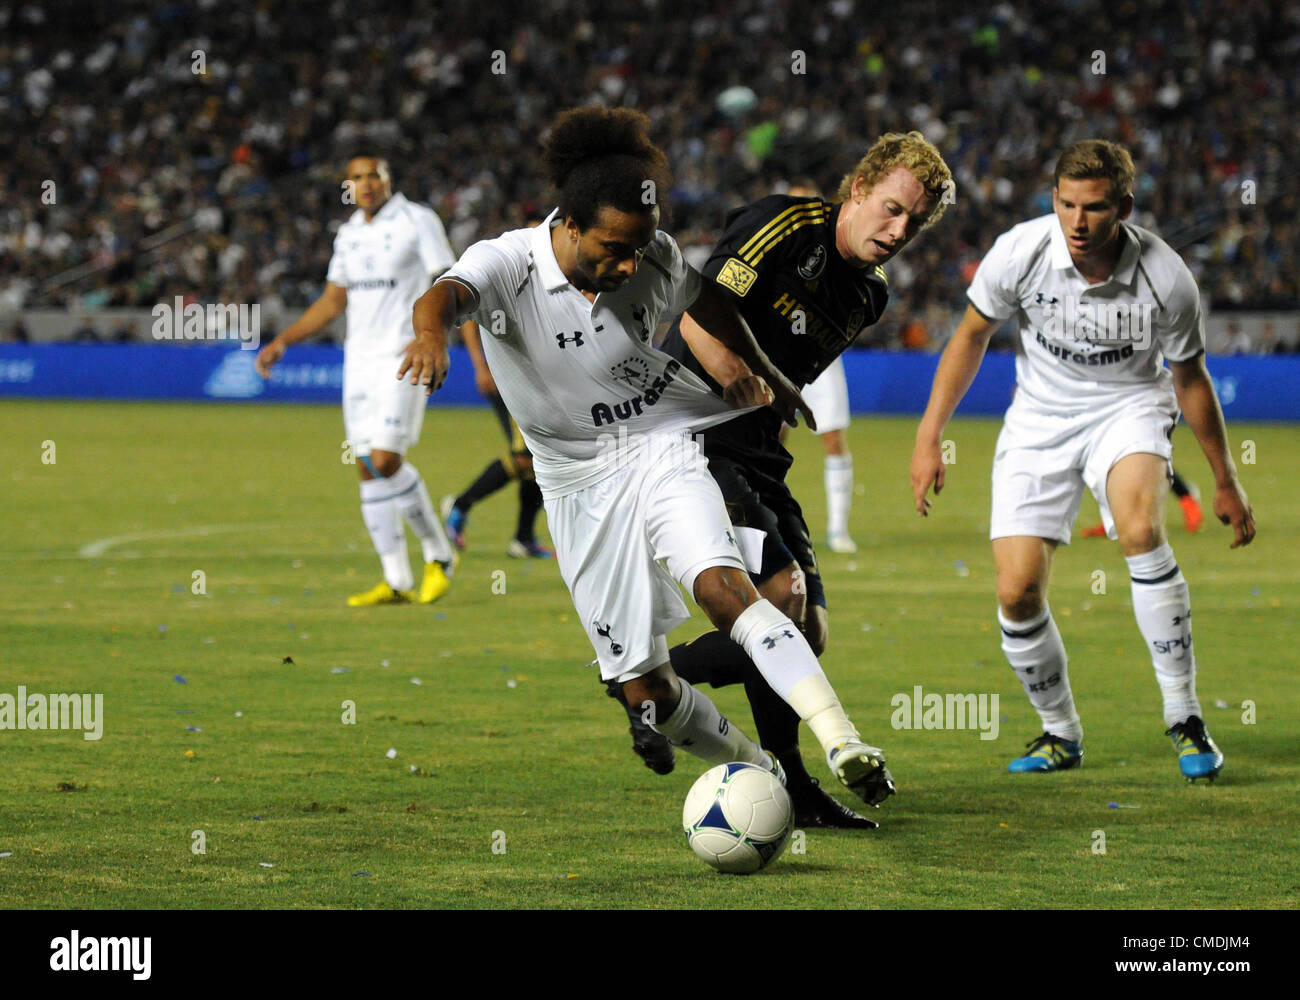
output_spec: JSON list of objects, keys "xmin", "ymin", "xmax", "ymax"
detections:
[{"xmin": 603, "ymin": 133, "xmax": 953, "ymax": 826}]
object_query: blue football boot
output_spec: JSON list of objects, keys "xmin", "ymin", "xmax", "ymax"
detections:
[
  {"xmin": 1008, "ymin": 732, "xmax": 1083, "ymax": 773},
  {"xmin": 1166, "ymin": 715, "xmax": 1224, "ymax": 782}
]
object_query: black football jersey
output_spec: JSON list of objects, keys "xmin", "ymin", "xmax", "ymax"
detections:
[{"xmin": 681, "ymin": 195, "xmax": 890, "ymax": 390}]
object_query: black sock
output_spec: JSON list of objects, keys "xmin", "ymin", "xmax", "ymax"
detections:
[
  {"xmin": 515, "ymin": 478, "xmax": 543, "ymax": 543},
  {"xmin": 775, "ymin": 745, "xmax": 813, "ymax": 787},
  {"xmin": 669, "ymin": 630, "xmax": 803, "ymax": 763},
  {"xmin": 744, "ymin": 671, "xmax": 803, "ymax": 772},
  {"xmin": 668, "ymin": 630, "xmax": 751, "ymax": 687},
  {"xmin": 1171, "ymin": 471, "xmax": 1190, "ymax": 498},
  {"xmin": 456, "ymin": 459, "xmax": 511, "ymax": 512}
]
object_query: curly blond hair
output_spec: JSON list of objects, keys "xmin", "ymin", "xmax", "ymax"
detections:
[{"xmin": 836, "ymin": 131, "xmax": 952, "ymax": 229}]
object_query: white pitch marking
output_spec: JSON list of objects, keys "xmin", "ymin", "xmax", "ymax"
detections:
[{"xmin": 77, "ymin": 523, "xmax": 286, "ymax": 558}]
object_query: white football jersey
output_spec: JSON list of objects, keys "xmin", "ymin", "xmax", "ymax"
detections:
[
  {"xmin": 967, "ymin": 213, "xmax": 1205, "ymax": 413},
  {"xmin": 326, "ymin": 192, "xmax": 456, "ymax": 364},
  {"xmin": 438, "ymin": 210, "xmax": 748, "ymax": 498}
]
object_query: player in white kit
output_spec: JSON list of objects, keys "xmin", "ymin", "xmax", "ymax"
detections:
[
  {"xmin": 405, "ymin": 108, "xmax": 895, "ymax": 808},
  {"xmin": 795, "ymin": 355, "xmax": 857, "ymax": 552},
  {"xmin": 256, "ymin": 156, "xmax": 457, "ymax": 606},
  {"xmin": 910, "ymin": 140, "xmax": 1255, "ymax": 782}
]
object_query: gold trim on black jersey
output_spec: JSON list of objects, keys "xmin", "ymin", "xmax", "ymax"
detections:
[{"xmin": 737, "ymin": 203, "xmax": 828, "ymax": 267}]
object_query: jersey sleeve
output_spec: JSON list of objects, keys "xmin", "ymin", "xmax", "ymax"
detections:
[
  {"xmin": 325, "ymin": 231, "xmax": 349, "ymax": 287},
  {"xmin": 700, "ymin": 197, "xmax": 819, "ymax": 301},
  {"xmin": 1156, "ymin": 265, "xmax": 1205, "ymax": 361},
  {"xmin": 416, "ymin": 207, "xmax": 457, "ymax": 278},
  {"xmin": 648, "ymin": 231, "xmax": 703, "ymax": 318},
  {"xmin": 437, "ymin": 238, "xmax": 523, "ymax": 335},
  {"xmin": 966, "ymin": 229, "xmax": 1022, "ymax": 322}
]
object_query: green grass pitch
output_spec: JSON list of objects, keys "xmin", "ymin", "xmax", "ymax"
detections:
[{"xmin": 0, "ymin": 398, "xmax": 1296, "ymax": 909}]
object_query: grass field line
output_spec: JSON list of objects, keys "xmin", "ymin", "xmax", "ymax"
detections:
[{"xmin": 73, "ymin": 522, "xmax": 290, "ymax": 558}]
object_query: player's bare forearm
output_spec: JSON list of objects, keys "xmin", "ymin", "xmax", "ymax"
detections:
[
  {"xmin": 280, "ymin": 284, "xmax": 347, "ymax": 347},
  {"xmin": 679, "ymin": 310, "xmax": 752, "ymax": 388},
  {"xmin": 460, "ymin": 319, "xmax": 497, "ymax": 396},
  {"xmin": 1170, "ymin": 355, "xmax": 1238, "ymax": 488},
  {"xmin": 915, "ymin": 305, "xmax": 996, "ymax": 446},
  {"xmin": 403, "ymin": 279, "xmax": 467, "ymax": 394},
  {"xmin": 461, "ymin": 320, "xmax": 487, "ymax": 370},
  {"xmin": 255, "ymin": 283, "xmax": 347, "ymax": 376},
  {"xmin": 683, "ymin": 280, "xmax": 815, "ymax": 428},
  {"xmin": 1170, "ymin": 354, "xmax": 1256, "ymax": 547},
  {"xmin": 909, "ymin": 305, "xmax": 996, "ymax": 514}
]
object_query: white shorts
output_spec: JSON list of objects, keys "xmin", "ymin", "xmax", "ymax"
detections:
[
  {"xmin": 544, "ymin": 433, "xmax": 747, "ymax": 683},
  {"xmin": 990, "ymin": 392, "xmax": 1178, "ymax": 544},
  {"xmin": 801, "ymin": 356, "xmax": 850, "ymax": 434},
  {"xmin": 343, "ymin": 360, "xmax": 427, "ymax": 455}
]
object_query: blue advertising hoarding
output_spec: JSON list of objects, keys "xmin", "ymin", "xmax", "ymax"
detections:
[{"xmin": 0, "ymin": 344, "xmax": 1296, "ymax": 420}]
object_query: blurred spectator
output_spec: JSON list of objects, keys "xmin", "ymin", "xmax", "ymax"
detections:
[
  {"xmin": 1213, "ymin": 321, "xmax": 1253, "ymax": 356},
  {"xmin": 69, "ymin": 318, "xmax": 100, "ymax": 343},
  {"xmin": 3, "ymin": 0, "xmax": 1296, "ymax": 345}
]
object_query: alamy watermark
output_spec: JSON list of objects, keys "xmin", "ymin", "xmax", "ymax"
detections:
[
  {"xmin": 151, "ymin": 297, "xmax": 261, "ymax": 350},
  {"xmin": 890, "ymin": 685, "xmax": 999, "ymax": 740},
  {"xmin": 50, "ymin": 931, "xmax": 150, "ymax": 980},
  {"xmin": 0, "ymin": 686, "xmax": 103, "ymax": 741},
  {"xmin": 1040, "ymin": 297, "xmax": 1155, "ymax": 351}
]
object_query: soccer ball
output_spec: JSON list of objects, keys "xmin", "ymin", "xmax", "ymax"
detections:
[{"xmin": 682, "ymin": 762, "xmax": 795, "ymax": 874}]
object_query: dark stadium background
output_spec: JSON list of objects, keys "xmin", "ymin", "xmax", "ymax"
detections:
[{"xmin": 3, "ymin": 0, "xmax": 1297, "ymax": 359}]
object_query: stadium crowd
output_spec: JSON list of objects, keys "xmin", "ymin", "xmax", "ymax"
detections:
[{"xmin": 2, "ymin": 0, "xmax": 1297, "ymax": 349}]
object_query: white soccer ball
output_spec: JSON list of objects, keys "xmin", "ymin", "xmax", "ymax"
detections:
[{"xmin": 682, "ymin": 762, "xmax": 795, "ymax": 874}]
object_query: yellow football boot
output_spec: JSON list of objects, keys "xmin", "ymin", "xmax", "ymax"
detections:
[
  {"xmin": 347, "ymin": 582, "xmax": 412, "ymax": 607},
  {"xmin": 418, "ymin": 562, "xmax": 452, "ymax": 605}
]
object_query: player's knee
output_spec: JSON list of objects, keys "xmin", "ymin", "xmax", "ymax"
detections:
[
  {"xmin": 369, "ymin": 451, "xmax": 402, "ymax": 478},
  {"xmin": 622, "ymin": 672, "xmax": 678, "ymax": 720},
  {"xmin": 1115, "ymin": 520, "xmax": 1164, "ymax": 557},
  {"xmin": 997, "ymin": 579, "xmax": 1045, "ymax": 621},
  {"xmin": 694, "ymin": 566, "xmax": 759, "ymax": 634}
]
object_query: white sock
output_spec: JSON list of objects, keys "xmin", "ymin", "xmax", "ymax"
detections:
[
  {"xmin": 730, "ymin": 600, "xmax": 860, "ymax": 755},
  {"xmin": 824, "ymin": 453, "xmax": 853, "ymax": 537},
  {"xmin": 386, "ymin": 462, "xmax": 454, "ymax": 566},
  {"xmin": 1127, "ymin": 543, "xmax": 1201, "ymax": 726},
  {"xmin": 999, "ymin": 605, "xmax": 1081, "ymax": 743},
  {"xmin": 360, "ymin": 478, "xmax": 413, "ymax": 591},
  {"xmin": 652, "ymin": 679, "xmax": 768, "ymax": 767}
]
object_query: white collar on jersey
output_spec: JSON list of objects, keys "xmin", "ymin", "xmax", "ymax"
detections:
[
  {"xmin": 348, "ymin": 191, "xmax": 407, "ymax": 226},
  {"xmin": 1049, "ymin": 217, "xmax": 1141, "ymax": 286},
  {"xmin": 529, "ymin": 208, "xmax": 573, "ymax": 292}
]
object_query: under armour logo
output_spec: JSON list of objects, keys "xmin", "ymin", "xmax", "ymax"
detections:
[
  {"xmin": 556, "ymin": 331, "xmax": 585, "ymax": 349},
  {"xmin": 1034, "ymin": 293, "xmax": 1060, "ymax": 307},
  {"xmin": 760, "ymin": 630, "xmax": 795, "ymax": 650}
]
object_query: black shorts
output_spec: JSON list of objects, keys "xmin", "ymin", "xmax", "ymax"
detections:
[{"xmin": 702, "ymin": 429, "xmax": 825, "ymax": 611}]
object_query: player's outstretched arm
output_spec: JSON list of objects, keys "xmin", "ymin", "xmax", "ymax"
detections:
[
  {"xmin": 682, "ymin": 279, "xmax": 816, "ymax": 430},
  {"xmin": 459, "ymin": 320, "xmax": 497, "ymax": 397},
  {"xmin": 1169, "ymin": 353, "xmax": 1256, "ymax": 548},
  {"xmin": 255, "ymin": 282, "xmax": 347, "ymax": 377},
  {"xmin": 909, "ymin": 304, "xmax": 998, "ymax": 515},
  {"xmin": 405, "ymin": 279, "xmax": 471, "ymax": 395}
]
